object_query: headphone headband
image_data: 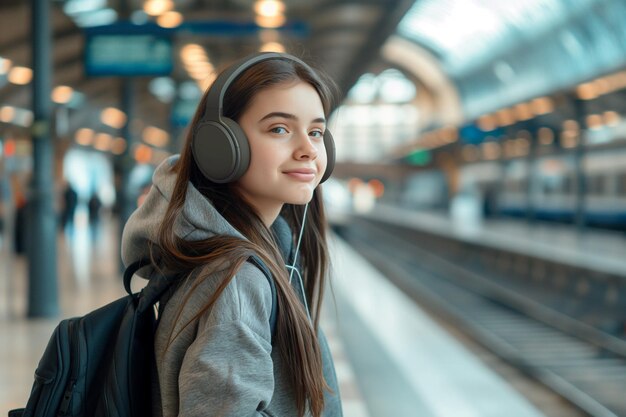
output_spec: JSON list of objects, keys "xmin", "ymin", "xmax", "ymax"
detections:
[{"xmin": 204, "ymin": 52, "xmax": 309, "ymax": 122}]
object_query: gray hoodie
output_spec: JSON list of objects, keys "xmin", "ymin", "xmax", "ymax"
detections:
[{"xmin": 121, "ymin": 155, "xmax": 342, "ymax": 417}]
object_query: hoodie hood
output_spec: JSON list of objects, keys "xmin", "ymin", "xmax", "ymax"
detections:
[{"xmin": 121, "ymin": 154, "xmax": 294, "ymax": 279}]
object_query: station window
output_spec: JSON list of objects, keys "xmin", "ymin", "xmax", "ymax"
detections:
[
  {"xmin": 563, "ymin": 176, "xmax": 574, "ymax": 194},
  {"xmin": 587, "ymin": 175, "xmax": 606, "ymax": 195},
  {"xmin": 508, "ymin": 180, "xmax": 521, "ymax": 192},
  {"xmin": 618, "ymin": 174, "xmax": 626, "ymax": 195}
]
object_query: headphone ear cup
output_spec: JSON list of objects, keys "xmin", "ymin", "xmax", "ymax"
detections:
[
  {"xmin": 191, "ymin": 118, "xmax": 250, "ymax": 183},
  {"xmin": 320, "ymin": 129, "xmax": 335, "ymax": 183},
  {"xmin": 192, "ymin": 121, "xmax": 235, "ymax": 183},
  {"xmin": 221, "ymin": 117, "xmax": 251, "ymax": 181}
]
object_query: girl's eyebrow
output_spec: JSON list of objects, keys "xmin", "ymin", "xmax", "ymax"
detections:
[{"xmin": 259, "ymin": 112, "xmax": 326, "ymax": 124}]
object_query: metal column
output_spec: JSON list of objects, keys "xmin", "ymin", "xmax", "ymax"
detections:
[
  {"xmin": 117, "ymin": 0, "xmax": 136, "ymax": 270},
  {"xmin": 117, "ymin": 79, "xmax": 136, "ymax": 265},
  {"xmin": 525, "ymin": 130, "xmax": 538, "ymax": 224},
  {"xmin": 573, "ymin": 97, "xmax": 587, "ymax": 232},
  {"xmin": 28, "ymin": 0, "xmax": 59, "ymax": 317}
]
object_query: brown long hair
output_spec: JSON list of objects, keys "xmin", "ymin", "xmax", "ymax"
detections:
[{"xmin": 155, "ymin": 57, "xmax": 337, "ymax": 417}]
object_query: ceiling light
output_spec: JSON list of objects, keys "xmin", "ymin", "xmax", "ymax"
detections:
[
  {"xmin": 52, "ymin": 86, "xmax": 74, "ymax": 104},
  {"xmin": 603, "ymin": 110, "xmax": 620, "ymax": 127},
  {"xmin": 144, "ymin": 0, "xmax": 174, "ymax": 16},
  {"xmin": 576, "ymin": 82, "xmax": 597, "ymax": 100},
  {"xmin": 101, "ymin": 107, "xmax": 127, "ymax": 129},
  {"xmin": 255, "ymin": 0, "xmax": 285, "ymax": 17},
  {"xmin": 157, "ymin": 11, "xmax": 183, "ymax": 28},
  {"xmin": 142, "ymin": 126, "xmax": 169, "ymax": 148},
  {"xmin": 8, "ymin": 66, "xmax": 32, "ymax": 85},
  {"xmin": 495, "ymin": 108, "xmax": 515, "ymax": 126},
  {"xmin": 94, "ymin": 132, "xmax": 113, "ymax": 151},
  {"xmin": 530, "ymin": 97, "xmax": 553, "ymax": 115},
  {"xmin": 134, "ymin": 144, "xmax": 153, "ymax": 164},
  {"xmin": 180, "ymin": 44, "xmax": 215, "ymax": 82},
  {"xmin": 585, "ymin": 114, "xmax": 603, "ymax": 130},
  {"xmin": 76, "ymin": 128, "xmax": 95, "ymax": 146},
  {"xmin": 513, "ymin": 102, "xmax": 532, "ymax": 121},
  {"xmin": 0, "ymin": 58, "xmax": 12, "ymax": 75},
  {"xmin": 477, "ymin": 114, "xmax": 496, "ymax": 131},
  {"xmin": 605, "ymin": 71, "xmax": 626, "ymax": 92},
  {"xmin": 0, "ymin": 106, "xmax": 15, "ymax": 123},
  {"xmin": 180, "ymin": 44, "xmax": 207, "ymax": 61},
  {"xmin": 260, "ymin": 42, "xmax": 286, "ymax": 53}
]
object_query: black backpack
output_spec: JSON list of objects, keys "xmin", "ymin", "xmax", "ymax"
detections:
[{"xmin": 9, "ymin": 257, "xmax": 277, "ymax": 417}]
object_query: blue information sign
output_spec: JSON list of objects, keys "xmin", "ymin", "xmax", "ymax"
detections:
[
  {"xmin": 85, "ymin": 33, "xmax": 173, "ymax": 76},
  {"xmin": 85, "ymin": 22, "xmax": 173, "ymax": 76},
  {"xmin": 83, "ymin": 20, "xmax": 308, "ymax": 77}
]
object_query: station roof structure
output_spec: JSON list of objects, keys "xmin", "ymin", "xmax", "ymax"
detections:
[{"xmin": 1, "ymin": 0, "xmax": 626, "ymax": 160}]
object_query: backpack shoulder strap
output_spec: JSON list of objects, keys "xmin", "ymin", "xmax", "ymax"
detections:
[
  {"xmin": 123, "ymin": 257, "xmax": 278, "ymax": 341},
  {"xmin": 123, "ymin": 259, "xmax": 150, "ymax": 297},
  {"xmin": 247, "ymin": 255, "xmax": 278, "ymax": 340}
]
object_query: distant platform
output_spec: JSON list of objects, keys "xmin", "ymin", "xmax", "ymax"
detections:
[{"xmin": 349, "ymin": 204, "xmax": 626, "ymax": 279}]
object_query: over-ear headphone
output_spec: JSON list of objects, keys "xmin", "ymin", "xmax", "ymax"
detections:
[{"xmin": 191, "ymin": 52, "xmax": 335, "ymax": 184}]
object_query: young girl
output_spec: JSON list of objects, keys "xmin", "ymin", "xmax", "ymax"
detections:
[{"xmin": 121, "ymin": 53, "xmax": 343, "ymax": 417}]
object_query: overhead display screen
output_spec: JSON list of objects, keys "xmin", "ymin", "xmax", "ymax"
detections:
[{"xmin": 85, "ymin": 33, "xmax": 173, "ymax": 76}]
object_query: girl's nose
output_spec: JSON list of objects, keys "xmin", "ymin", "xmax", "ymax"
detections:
[{"xmin": 294, "ymin": 132, "xmax": 319, "ymax": 160}]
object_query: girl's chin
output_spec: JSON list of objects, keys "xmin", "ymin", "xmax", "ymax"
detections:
[{"xmin": 285, "ymin": 191, "xmax": 314, "ymax": 205}]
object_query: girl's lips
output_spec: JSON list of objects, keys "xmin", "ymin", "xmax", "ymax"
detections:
[{"xmin": 283, "ymin": 169, "xmax": 316, "ymax": 181}]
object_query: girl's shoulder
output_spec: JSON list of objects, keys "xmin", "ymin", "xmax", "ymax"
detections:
[
  {"xmin": 172, "ymin": 258, "xmax": 274, "ymax": 339},
  {"xmin": 188, "ymin": 257, "xmax": 273, "ymax": 299}
]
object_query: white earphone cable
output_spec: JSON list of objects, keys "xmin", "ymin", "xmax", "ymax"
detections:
[
  {"xmin": 288, "ymin": 202, "xmax": 308, "ymax": 284},
  {"xmin": 285, "ymin": 265, "xmax": 311, "ymax": 322},
  {"xmin": 287, "ymin": 202, "xmax": 312, "ymax": 323}
]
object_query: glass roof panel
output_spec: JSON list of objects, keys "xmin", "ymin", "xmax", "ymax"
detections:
[
  {"xmin": 398, "ymin": 0, "xmax": 626, "ymax": 119},
  {"xmin": 398, "ymin": 0, "xmax": 600, "ymax": 77}
]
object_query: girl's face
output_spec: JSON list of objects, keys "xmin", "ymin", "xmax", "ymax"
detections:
[{"xmin": 235, "ymin": 80, "xmax": 327, "ymax": 225}]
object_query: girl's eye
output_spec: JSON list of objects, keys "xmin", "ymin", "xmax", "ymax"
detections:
[
  {"xmin": 270, "ymin": 126, "xmax": 288, "ymax": 134},
  {"xmin": 310, "ymin": 130, "xmax": 324, "ymax": 138}
]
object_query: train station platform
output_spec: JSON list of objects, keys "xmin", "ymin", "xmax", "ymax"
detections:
[
  {"xmin": 1, "ymin": 207, "xmax": 547, "ymax": 417},
  {"xmin": 359, "ymin": 203, "xmax": 626, "ymax": 279}
]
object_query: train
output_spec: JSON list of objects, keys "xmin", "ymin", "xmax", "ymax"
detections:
[{"xmin": 459, "ymin": 147, "xmax": 626, "ymax": 229}]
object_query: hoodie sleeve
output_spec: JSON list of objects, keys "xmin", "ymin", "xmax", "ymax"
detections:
[{"xmin": 176, "ymin": 264, "xmax": 276, "ymax": 417}]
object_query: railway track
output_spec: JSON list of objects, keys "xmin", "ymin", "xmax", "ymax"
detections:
[{"xmin": 341, "ymin": 219, "xmax": 626, "ymax": 417}]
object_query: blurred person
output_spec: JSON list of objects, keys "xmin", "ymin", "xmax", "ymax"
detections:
[
  {"xmin": 11, "ymin": 174, "xmax": 28, "ymax": 254},
  {"xmin": 61, "ymin": 180, "xmax": 78, "ymax": 230},
  {"xmin": 88, "ymin": 192, "xmax": 102, "ymax": 224},
  {"xmin": 121, "ymin": 53, "xmax": 342, "ymax": 417},
  {"xmin": 0, "ymin": 175, "xmax": 8, "ymax": 235}
]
